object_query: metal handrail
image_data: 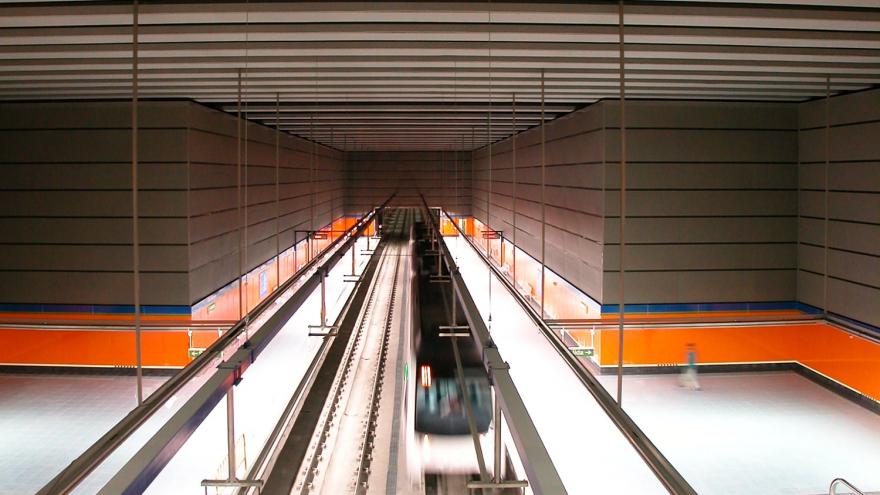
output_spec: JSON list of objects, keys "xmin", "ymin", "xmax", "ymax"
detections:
[
  {"xmin": 830, "ymin": 478, "xmax": 866, "ymax": 495},
  {"xmin": 0, "ymin": 322, "xmax": 236, "ymax": 331},
  {"xmin": 96, "ymin": 200, "xmax": 393, "ymax": 495},
  {"xmin": 429, "ymin": 201, "xmax": 697, "ymax": 495},
  {"xmin": 37, "ymin": 198, "xmax": 392, "ymax": 495}
]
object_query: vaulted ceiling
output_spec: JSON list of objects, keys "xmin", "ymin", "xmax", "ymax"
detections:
[{"xmin": 1, "ymin": 1, "xmax": 879, "ymax": 150}]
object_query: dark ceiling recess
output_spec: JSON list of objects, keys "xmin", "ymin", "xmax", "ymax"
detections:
[{"xmin": 1, "ymin": 1, "xmax": 878, "ymax": 150}]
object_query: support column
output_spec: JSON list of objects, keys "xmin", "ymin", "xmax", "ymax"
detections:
[
  {"xmin": 493, "ymin": 390, "xmax": 502, "ymax": 483},
  {"xmin": 308, "ymin": 112, "xmax": 317, "ymax": 248},
  {"xmin": 512, "ymin": 92, "xmax": 517, "ymax": 284},
  {"xmin": 275, "ymin": 92, "xmax": 281, "ymax": 290},
  {"xmin": 243, "ymin": 70, "xmax": 250, "ymax": 337},
  {"xmin": 823, "ymin": 76, "xmax": 831, "ymax": 317},
  {"xmin": 616, "ymin": 0, "xmax": 627, "ymax": 405},
  {"xmin": 540, "ymin": 70, "xmax": 546, "ymax": 318},
  {"xmin": 131, "ymin": 0, "xmax": 143, "ymax": 405},
  {"xmin": 236, "ymin": 70, "xmax": 243, "ymax": 320},
  {"xmin": 225, "ymin": 387, "xmax": 236, "ymax": 480}
]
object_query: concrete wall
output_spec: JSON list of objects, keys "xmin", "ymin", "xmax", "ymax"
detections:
[
  {"xmin": 472, "ymin": 105, "xmax": 606, "ymax": 302},
  {"xmin": 798, "ymin": 88, "xmax": 880, "ymax": 327},
  {"xmin": 0, "ymin": 101, "xmax": 191, "ymax": 306},
  {"xmin": 0, "ymin": 101, "xmax": 345, "ymax": 307},
  {"xmin": 472, "ymin": 100, "xmax": 800, "ymax": 306},
  {"xmin": 345, "ymin": 151, "xmax": 471, "ymax": 215},
  {"xmin": 186, "ymin": 104, "xmax": 344, "ymax": 304},
  {"xmin": 603, "ymin": 100, "xmax": 799, "ymax": 305}
]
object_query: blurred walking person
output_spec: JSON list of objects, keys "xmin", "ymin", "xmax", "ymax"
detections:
[{"xmin": 679, "ymin": 343, "xmax": 701, "ymax": 390}]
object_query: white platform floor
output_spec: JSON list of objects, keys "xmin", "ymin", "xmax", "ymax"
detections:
[
  {"xmin": 598, "ymin": 371, "xmax": 880, "ymax": 495},
  {"xmin": 0, "ymin": 373, "xmax": 166, "ymax": 494}
]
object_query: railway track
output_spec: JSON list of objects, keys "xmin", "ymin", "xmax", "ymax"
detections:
[{"xmin": 294, "ymin": 208, "xmax": 412, "ymax": 495}]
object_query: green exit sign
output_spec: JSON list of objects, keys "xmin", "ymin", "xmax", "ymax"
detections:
[
  {"xmin": 572, "ymin": 347, "xmax": 594, "ymax": 357},
  {"xmin": 188, "ymin": 348, "xmax": 205, "ymax": 359}
]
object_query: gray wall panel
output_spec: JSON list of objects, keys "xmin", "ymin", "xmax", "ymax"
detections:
[
  {"xmin": 0, "ymin": 271, "xmax": 188, "ymax": 306},
  {"xmin": 602, "ymin": 100, "xmax": 799, "ymax": 305},
  {"xmin": 0, "ymin": 100, "xmax": 345, "ymax": 308},
  {"xmin": 186, "ymin": 103, "xmax": 345, "ymax": 305},
  {"xmin": 0, "ymin": 101, "xmax": 191, "ymax": 306},
  {"xmin": 604, "ymin": 270, "xmax": 796, "ymax": 304},
  {"xmin": 798, "ymin": 88, "xmax": 880, "ymax": 327},
  {"xmin": 345, "ymin": 151, "xmax": 471, "ymax": 215},
  {"xmin": 473, "ymin": 103, "xmax": 606, "ymax": 302}
]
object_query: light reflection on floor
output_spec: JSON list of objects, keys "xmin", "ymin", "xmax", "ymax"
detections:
[
  {"xmin": 597, "ymin": 371, "xmax": 880, "ymax": 495},
  {"xmin": 0, "ymin": 372, "xmax": 166, "ymax": 494}
]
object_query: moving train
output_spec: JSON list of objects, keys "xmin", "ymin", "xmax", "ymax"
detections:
[{"xmin": 410, "ymin": 209, "xmax": 494, "ymax": 475}]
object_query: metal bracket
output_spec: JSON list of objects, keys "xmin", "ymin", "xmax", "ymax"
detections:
[
  {"xmin": 467, "ymin": 480, "xmax": 528, "ymax": 490},
  {"xmin": 438, "ymin": 325, "xmax": 470, "ymax": 338},
  {"xmin": 201, "ymin": 479, "xmax": 264, "ymax": 489},
  {"xmin": 307, "ymin": 325, "xmax": 339, "ymax": 337}
]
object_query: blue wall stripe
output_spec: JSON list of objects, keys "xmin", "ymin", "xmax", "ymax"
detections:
[
  {"xmin": 0, "ymin": 303, "xmax": 191, "ymax": 316},
  {"xmin": 601, "ymin": 300, "xmax": 817, "ymax": 315}
]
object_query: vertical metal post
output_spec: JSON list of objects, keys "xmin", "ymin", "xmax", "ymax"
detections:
[
  {"xmin": 330, "ymin": 127, "xmax": 336, "ymax": 221},
  {"xmin": 310, "ymin": 111, "xmax": 315, "ymax": 237},
  {"xmin": 320, "ymin": 268, "xmax": 327, "ymax": 326},
  {"xmin": 454, "ymin": 62, "xmax": 460, "ymax": 217},
  {"xmin": 472, "ymin": 127, "xmax": 476, "ymax": 227},
  {"xmin": 616, "ymin": 0, "xmax": 627, "ymax": 405},
  {"xmin": 487, "ymin": 109, "xmax": 492, "ymax": 246},
  {"xmin": 225, "ymin": 387, "xmax": 236, "ymax": 480},
  {"xmin": 540, "ymin": 69, "xmax": 546, "ymax": 318},
  {"xmin": 275, "ymin": 92, "xmax": 281, "ymax": 289},
  {"xmin": 131, "ymin": 0, "xmax": 143, "ymax": 405},
  {"xmin": 294, "ymin": 233, "xmax": 298, "ymax": 273},
  {"xmin": 437, "ymin": 246, "xmax": 443, "ymax": 277},
  {"xmin": 455, "ymin": 148, "xmax": 460, "ymax": 217},
  {"xmin": 351, "ymin": 239, "xmax": 356, "ymax": 275},
  {"xmin": 451, "ymin": 280, "xmax": 457, "ymax": 326},
  {"xmin": 441, "ymin": 150, "xmax": 445, "ymax": 212},
  {"xmin": 237, "ymin": 70, "xmax": 243, "ymax": 320},
  {"xmin": 243, "ymin": 67, "xmax": 250, "ymax": 337},
  {"xmin": 512, "ymin": 92, "xmax": 517, "ymax": 284},
  {"xmin": 493, "ymin": 389, "xmax": 502, "ymax": 483},
  {"xmin": 823, "ymin": 76, "xmax": 830, "ymax": 317}
]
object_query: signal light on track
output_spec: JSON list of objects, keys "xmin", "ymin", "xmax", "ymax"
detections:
[{"xmin": 420, "ymin": 365, "xmax": 432, "ymax": 388}]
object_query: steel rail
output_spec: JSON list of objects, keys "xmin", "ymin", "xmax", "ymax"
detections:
[
  {"xmin": 235, "ymin": 217, "xmax": 387, "ymax": 495},
  {"xmin": 37, "ymin": 197, "xmax": 392, "ymax": 495},
  {"xmin": 418, "ymin": 196, "xmax": 566, "ymax": 495},
  {"xmin": 353, "ymin": 210, "xmax": 408, "ymax": 494},
  {"xmin": 295, "ymin": 209, "xmax": 407, "ymax": 494},
  {"xmin": 429, "ymin": 200, "xmax": 697, "ymax": 495},
  {"xmin": 295, "ymin": 241, "xmax": 392, "ymax": 495}
]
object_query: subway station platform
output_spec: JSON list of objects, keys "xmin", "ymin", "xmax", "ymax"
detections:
[
  {"xmin": 2, "ymin": 2, "xmax": 880, "ymax": 494},
  {"xmin": 0, "ymin": 373, "xmax": 167, "ymax": 494},
  {"xmin": 599, "ymin": 371, "xmax": 880, "ymax": 495}
]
